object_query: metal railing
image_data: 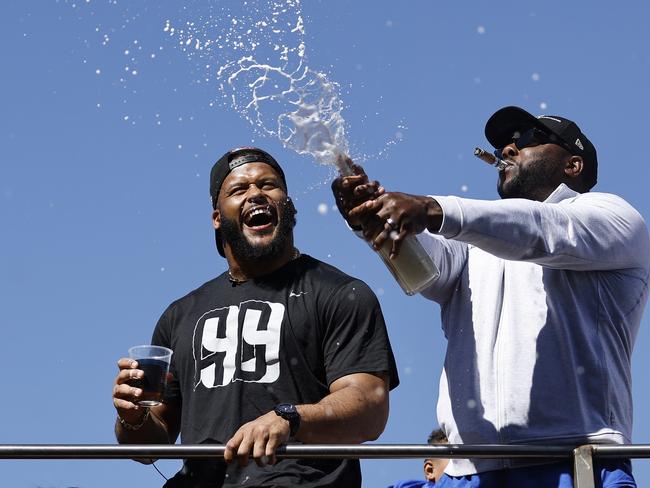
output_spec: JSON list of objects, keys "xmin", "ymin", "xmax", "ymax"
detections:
[{"xmin": 3, "ymin": 443, "xmax": 650, "ymax": 488}]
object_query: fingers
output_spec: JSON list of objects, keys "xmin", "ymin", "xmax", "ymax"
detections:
[
  {"xmin": 113, "ymin": 358, "xmax": 144, "ymax": 412},
  {"xmin": 332, "ymin": 176, "xmax": 370, "ymax": 207},
  {"xmin": 350, "ymin": 192, "xmax": 432, "ymax": 255},
  {"xmin": 224, "ymin": 413, "xmax": 290, "ymax": 467},
  {"xmin": 341, "ymin": 174, "xmax": 368, "ymax": 188},
  {"xmin": 236, "ymin": 432, "xmax": 253, "ymax": 467},
  {"xmin": 113, "ymin": 391, "xmax": 141, "ymax": 411},
  {"xmin": 265, "ymin": 435, "xmax": 281, "ymax": 466},
  {"xmin": 224, "ymin": 430, "xmax": 244, "ymax": 465},
  {"xmin": 252, "ymin": 433, "xmax": 271, "ymax": 467},
  {"xmin": 115, "ymin": 362, "xmax": 144, "ymax": 389},
  {"xmin": 330, "ymin": 157, "xmax": 385, "ymax": 229},
  {"xmin": 225, "ymin": 428, "xmax": 259, "ymax": 467},
  {"xmin": 116, "ymin": 363, "xmax": 141, "ymax": 383},
  {"xmin": 360, "ymin": 210, "xmax": 409, "ymax": 257},
  {"xmin": 331, "ymin": 173, "xmax": 366, "ymax": 191},
  {"xmin": 113, "ymin": 380, "xmax": 143, "ymax": 409},
  {"xmin": 371, "ymin": 219, "xmax": 400, "ymax": 253},
  {"xmin": 117, "ymin": 357, "xmax": 138, "ymax": 371},
  {"xmin": 374, "ymin": 221, "xmax": 410, "ymax": 259},
  {"xmin": 348, "ymin": 198, "xmax": 381, "ymax": 220},
  {"xmin": 361, "ymin": 217, "xmax": 385, "ymax": 242},
  {"xmin": 352, "ymin": 181, "xmax": 382, "ymax": 198},
  {"xmin": 333, "ymin": 176, "xmax": 382, "ymax": 229},
  {"xmin": 390, "ymin": 228, "xmax": 410, "ymax": 259}
]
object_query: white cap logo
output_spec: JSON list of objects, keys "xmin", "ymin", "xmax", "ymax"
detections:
[
  {"xmin": 575, "ymin": 138, "xmax": 584, "ymax": 150},
  {"xmin": 538, "ymin": 115, "xmax": 563, "ymax": 123}
]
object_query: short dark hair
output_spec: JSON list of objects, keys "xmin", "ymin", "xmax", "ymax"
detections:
[{"xmin": 427, "ymin": 428, "xmax": 447, "ymax": 445}]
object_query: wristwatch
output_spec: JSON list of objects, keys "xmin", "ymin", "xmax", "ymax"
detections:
[{"xmin": 274, "ymin": 403, "xmax": 301, "ymax": 438}]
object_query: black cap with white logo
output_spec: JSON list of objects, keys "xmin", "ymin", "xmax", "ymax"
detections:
[{"xmin": 485, "ymin": 106, "xmax": 598, "ymax": 189}]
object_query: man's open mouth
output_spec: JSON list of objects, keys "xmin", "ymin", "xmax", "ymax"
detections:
[{"xmin": 242, "ymin": 204, "xmax": 276, "ymax": 230}]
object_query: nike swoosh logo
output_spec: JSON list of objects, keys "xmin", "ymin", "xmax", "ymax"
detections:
[{"xmin": 289, "ymin": 291, "xmax": 308, "ymax": 297}]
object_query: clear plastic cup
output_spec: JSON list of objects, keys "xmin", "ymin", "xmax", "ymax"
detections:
[{"xmin": 128, "ymin": 345, "xmax": 173, "ymax": 407}]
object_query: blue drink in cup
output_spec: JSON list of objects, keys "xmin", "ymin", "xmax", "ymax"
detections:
[{"xmin": 128, "ymin": 345, "xmax": 173, "ymax": 407}]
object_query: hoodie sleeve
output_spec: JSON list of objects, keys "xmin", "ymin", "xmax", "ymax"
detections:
[{"xmin": 433, "ymin": 191, "xmax": 650, "ymax": 271}]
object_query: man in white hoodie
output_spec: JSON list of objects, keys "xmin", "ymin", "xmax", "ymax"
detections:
[{"xmin": 332, "ymin": 106, "xmax": 650, "ymax": 487}]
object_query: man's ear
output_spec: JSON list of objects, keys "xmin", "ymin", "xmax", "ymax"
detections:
[
  {"xmin": 212, "ymin": 207, "xmax": 221, "ymax": 230},
  {"xmin": 564, "ymin": 155, "xmax": 584, "ymax": 180},
  {"xmin": 423, "ymin": 459, "xmax": 435, "ymax": 482}
]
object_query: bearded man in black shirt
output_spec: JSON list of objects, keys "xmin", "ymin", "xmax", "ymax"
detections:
[{"xmin": 111, "ymin": 147, "xmax": 399, "ymax": 487}]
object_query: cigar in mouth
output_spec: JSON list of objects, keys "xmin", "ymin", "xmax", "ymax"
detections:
[{"xmin": 474, "ymin": 147, "xmax": 513, "ymax": 171}]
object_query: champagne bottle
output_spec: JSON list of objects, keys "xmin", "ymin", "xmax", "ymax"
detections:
[{"xmin": 337, "ymin": 158, "xmax": 439, "ymax": 295}]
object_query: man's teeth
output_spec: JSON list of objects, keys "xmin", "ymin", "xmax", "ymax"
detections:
[
  {"xmin": 250, "ymin": 208, "xmax": 268, "ymax": 217},
  {"xmin": 245, "ymin": 206, "xmax": 273, "ymax": 226}
]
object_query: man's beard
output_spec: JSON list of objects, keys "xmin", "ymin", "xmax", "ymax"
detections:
[
  {"xmin": 219, "ymin": 199, "xmax": 297, "ymax": 262},
  {"xmin": 497, "ymin": 154, "xmax": 559, "ymax": 200}
]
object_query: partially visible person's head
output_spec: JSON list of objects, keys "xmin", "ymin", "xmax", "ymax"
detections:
[
  {"xmin": 423, "ymin": 428, "xmax": 448, "ymax": 483},
  {"xmin": 484, "ymin": 106, "xmax": 598, "ymax": 201},
  {"xmin": 210, "ymin": 147, "xmax": 297, "ymax": 262}
]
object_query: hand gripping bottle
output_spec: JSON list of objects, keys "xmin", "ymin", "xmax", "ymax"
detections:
[{"xmin": 337, "ymin": 158, "xmax": 439, "ymax": 295}]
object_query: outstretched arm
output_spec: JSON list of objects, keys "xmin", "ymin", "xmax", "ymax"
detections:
[{"xmin": 434, "ymin": 191, "xmax": 650, "ymax": 271}]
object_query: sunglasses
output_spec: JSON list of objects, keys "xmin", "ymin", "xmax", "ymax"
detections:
[{"xmin": 500, "ymin": 128, "xmax": 573, "ymax": 154}]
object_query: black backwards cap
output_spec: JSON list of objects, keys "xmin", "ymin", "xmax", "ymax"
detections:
[
  {"xmin": 485, "ymin": 106, "xmax": 598, "ymax": 189},
  {"xmin": 210, "ymin": 147, "xmax": 287, "ymax": 257}
]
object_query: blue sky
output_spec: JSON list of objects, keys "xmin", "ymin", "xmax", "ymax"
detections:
[{"xmin": 2, "ymin": 1, "xmax": 650, "ymax": 487}]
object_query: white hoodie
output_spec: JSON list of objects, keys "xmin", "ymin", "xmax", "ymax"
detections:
[{"xmin": 418, "ymin": 184, "xmax": 650, "ymax": 476}]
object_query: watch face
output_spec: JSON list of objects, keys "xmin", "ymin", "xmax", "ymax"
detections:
[{"xmin": 277, "ymin": 403, "xmax": 296, "ymax": 415}]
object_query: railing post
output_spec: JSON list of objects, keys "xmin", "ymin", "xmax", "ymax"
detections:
[{"xmin": 573, "ymin": 445, "xmax": 595, "ymax": 488}]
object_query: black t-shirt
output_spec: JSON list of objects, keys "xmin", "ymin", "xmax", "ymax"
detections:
[{"xmin": 152, "ymin": 255, "xmax": 399, "ymax": 487}]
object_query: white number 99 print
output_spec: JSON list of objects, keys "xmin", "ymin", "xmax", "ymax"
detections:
[{"xmin": 193, "ymin": 300, "xmax": 285, "ymax": 389}]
